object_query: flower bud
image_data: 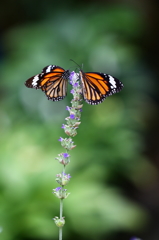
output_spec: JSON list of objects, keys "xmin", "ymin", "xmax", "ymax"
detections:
[
  {"xmin": 75, "ymin": 104, "xmax": 83, "ymax": 109},
  {"xmin": 56, "ymin": 172, "xmax": 71, "ymax": 186},
  {"xmin": 52, "ymin": 187, "xmax": 70, "ymax": 199},
  {"xmin": 73, "ymin": 122, "xmax": 81, "ymax": 127},
  {"xmin": 53, "ymin": 216, "xmax": 65, "ymax": 227},
  {"xmin": 55, "ymin": 152, "xmax": 70, "ymax": 165}
]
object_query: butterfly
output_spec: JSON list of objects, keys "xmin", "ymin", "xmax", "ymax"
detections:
[
  {"xmin": 25, "ymin": 65, "xmax": 123, "ymax": 104},
  {"xmin": 25, "ymin": 65, "xmax": 70, "ymax": 101},
  {"xmin": 79, "ymin": 70, "xmax": 124, "ymax": 105}
]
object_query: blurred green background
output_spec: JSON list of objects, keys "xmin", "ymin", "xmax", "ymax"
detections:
[{"xmin": 1, "ymin": 0, "xmax": 159, "ymax": 240}]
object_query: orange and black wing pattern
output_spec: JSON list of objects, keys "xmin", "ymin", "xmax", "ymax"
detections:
[
  {"xmin": 25, "ymin": 65, "xmax": 70, "ymax": 101},
  {"xmin": 79, "ymin": 71, "xmax": 123, "ymax": 105}
]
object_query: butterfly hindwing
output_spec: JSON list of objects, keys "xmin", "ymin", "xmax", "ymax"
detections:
[{"xmin": 79, "ymin": 71, "xmax": 123, "ymax": 105}]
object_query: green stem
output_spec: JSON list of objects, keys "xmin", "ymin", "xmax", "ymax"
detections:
[
  {"xmin": 59, "ymin": 226, "xmax": 62, "ymax": 240},
  {"xmin": 59, "ymin": 197, "xmax": 63, "ymax": 240},
  {"xmin": 60, "ymin": 198, "xmax": 63, "ymax": 220},
  {"xmin": 59, "ymin": 164, "xmax": 66, "ymax": 240}
]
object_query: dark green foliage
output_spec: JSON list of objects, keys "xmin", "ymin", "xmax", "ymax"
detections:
[{"xmin": 0, "ymin": 2, "xmax": 157, "ymax": 240}]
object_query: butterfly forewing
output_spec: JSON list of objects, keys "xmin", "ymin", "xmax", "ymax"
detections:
[
  {"xmin": 25, "ymin": 74, "xmax": 42, "ymax": 89},
  {"xmin": 79, "ymin": 71, "xmax": 123, "ymax": 105}
]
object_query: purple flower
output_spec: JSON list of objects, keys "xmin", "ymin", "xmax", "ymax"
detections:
[
  {"xmin": 55, "ymin": 187, "xmax": 62, "ymax": 191},
  {"xmin": 70, "ymin": 89, "xmax": 74, "ymax": 94},
  {"xmin": 67, "ymin": 173, "xmax": 71, "ymax": 179},
  {"xmin": 61, "ymin": 124, "xmax": 65, "ymax": 129},
  {"xmin": 63, "ymin": 153, "xmax": 70, "ymax": 158},
  {"xmin": 73, "ymin": 82, "xmax": 78, "ymax": 87},
  {"xmin": 70, "ymin": 114, "xmax": 75, "ymax": 119},
  {"xmin": 58, "ymin": 137, "xmax": 63, "ymax": 142},
  {"xmin": 62, "ymin": 172, "xmax": 71, "ymax": 178},
  {"xmin": 66, "ymin": 106, "xmax": 70, "ymax": 111},
  {"xmin": 69, "ymin": 71, "xmax": 75, "ymax": 83}
]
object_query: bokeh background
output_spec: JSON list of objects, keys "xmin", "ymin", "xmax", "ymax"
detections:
[{"xmin": 0, "ymin": 0, "xmax": 159, "ymax": 240}]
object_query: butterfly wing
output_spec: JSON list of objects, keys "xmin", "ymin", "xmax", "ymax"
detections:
[
  {"xmin": 79, "ymin": 71, "xmax": 124, "ymax": 105},
  {"xmin": 25, "ymin": 65, "xmax": 70, "ymax": 101},
  {"xmin": 25, "ymin": 74, "xmax": 42, "ymax": 89}
]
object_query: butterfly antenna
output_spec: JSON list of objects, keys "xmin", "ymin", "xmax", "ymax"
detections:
[{"xmin": 70, "ymin": 59, "xmax": 81, "ymax": 69}]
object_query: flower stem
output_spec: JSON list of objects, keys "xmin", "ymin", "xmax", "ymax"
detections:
[
  {"xmin": 58, "ymin": 165, "xmax": 66, "ymax": 240},
  {"xmin": 59, "ymin": 197, "xmax": 63, "ymax": 240},
  {"xmin": 59, "ymin": 226, "xmax": 62, "ymax": 240},
  {"xmin": 53, "ymin": 71, "xmax": 82, "ymax": 240}
]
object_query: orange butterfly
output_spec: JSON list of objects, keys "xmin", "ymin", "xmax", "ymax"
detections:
[{"xmin": 25, "ymin": 65, "xmax": 123, "ymax": 104}]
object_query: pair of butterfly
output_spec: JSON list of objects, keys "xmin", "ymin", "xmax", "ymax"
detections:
[{"xmin": 25, "ymin": 65, "xmax": 124, "ymax": 105}]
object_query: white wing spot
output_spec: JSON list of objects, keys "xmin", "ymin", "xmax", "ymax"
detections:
[
  {"xmin": 32, "ymin": 75, "xmax": 39, "ymax": 87},
  {"xmin": 109, "ymin": 75, "xmax": 116, "ymax": 88},
  {"xmin": 46, "ymin": 65, "xmax": 52, "ymax": 73}
]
